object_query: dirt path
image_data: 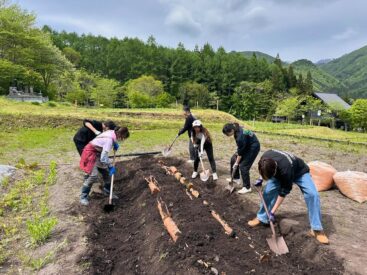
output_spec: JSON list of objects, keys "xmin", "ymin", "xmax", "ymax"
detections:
[{"xmin": 76, "ymin": 156, "xmax": 344, "ymax": 275}]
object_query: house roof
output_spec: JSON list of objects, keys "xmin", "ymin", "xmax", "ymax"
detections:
[{"xmin": 313, "ymin": 92, "xmax": 351, "ymax": 109}]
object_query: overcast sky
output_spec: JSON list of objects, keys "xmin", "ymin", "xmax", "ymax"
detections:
[{"xmin": 16, "ymin": 0, "xmax": 367, "ymax": 62}]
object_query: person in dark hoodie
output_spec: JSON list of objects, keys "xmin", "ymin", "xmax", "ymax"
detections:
[
  {"xmin": 248, "ymin": 149, "xmax": 329, "ymax": 244},
  {"xmin": 177, "ymin": 106, "xmax": 196, "ymax": 163},
  {"xmin": 73, "ymin": 119, "xmax": 116, "ymax": 156},
  {"xmin": 222, "ymin": 123, "xmax": 260, "ymax": 194}
]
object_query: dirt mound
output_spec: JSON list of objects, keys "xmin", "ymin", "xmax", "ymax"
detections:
[{"xmin": 77, "ymin": 156, "xmax": 344, "ymax": 275}]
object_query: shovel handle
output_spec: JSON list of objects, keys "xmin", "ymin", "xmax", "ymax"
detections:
[
  {"xmin": 199, "ymin": 156, "xmax": 208, "ymax": 175},
  {"xmin": 109, "ymin": 152, "xmax": 116, "ymax": 204},
  {"xmin": 256, "ymin": 186, "xmax": 277, "ymax": 236},
  {"xmin": 168, "ymin": 135, "xmax": 179, "ymax": 150}
]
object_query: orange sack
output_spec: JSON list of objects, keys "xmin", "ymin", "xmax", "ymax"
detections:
[
  {"xmin": 333, "ymin": 171, "xmax": 367, "ymax": 203},
  {"xmin": 308, "ymin": 161, "xmax": 337, "ymax": 191}
]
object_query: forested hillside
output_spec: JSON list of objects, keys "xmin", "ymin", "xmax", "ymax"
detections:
[
  {"xmin": 239, "ymin": 51, "xmax": 276, "ymax": 63},
  {"xmin": 320, "ymin": 45, "xmax": 367, "ymax": 98},
  {"xmin": 291, "ymin": 59, "xmax": 346, "ymax": 93}
]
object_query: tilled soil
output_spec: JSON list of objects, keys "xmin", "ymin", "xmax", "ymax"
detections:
[{"xmin": 77, "ymin": 156, "xmax": 344, "ymax": 275}]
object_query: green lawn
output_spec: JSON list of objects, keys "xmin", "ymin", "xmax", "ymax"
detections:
[{"xmin": 1, "ymin": 97, "xmax": 366, "ymax": 147}]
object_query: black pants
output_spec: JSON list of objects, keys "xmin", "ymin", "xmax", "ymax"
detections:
[
  {"xmin": 189, "ymin": 139, "xmax": 196, "ymax": 161},
  {"xmin": 74, "ymin": 138, "xmax": 87, "ymax": 156},
  {"xmin": 194, "ymin": 142, "xmax": 216, "ymax": 173},
  {"xmin": 230, "ymin": 145, "xmax": 260, "ymax": 189}
]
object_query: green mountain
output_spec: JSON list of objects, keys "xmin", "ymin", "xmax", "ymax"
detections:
[
  {"xmin": 239, "ymin": 51, "xmax": 276, "ymax": 63},
  {"xmin": 291, "ymin": 59, "xmax": 347, "ymax": 93},
  {"xmin": 320, "ymin": 45, "xmax": 367, "ymax": 98}
]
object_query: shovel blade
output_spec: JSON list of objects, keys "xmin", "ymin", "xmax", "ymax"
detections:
[
  {"xmin": 162, "ymin": 148, "xmax": 172, "ymax": 157},
  {"xmin": 266, "ymin": 235, "xmax": 289, "ymax": 255},
  {"xmin": 200, "ymin": 170, "xmax": 209, "ymax": 182},
  {"xmin": 103, "ymin": 204, "xmax": 115, "ymax": 213}
]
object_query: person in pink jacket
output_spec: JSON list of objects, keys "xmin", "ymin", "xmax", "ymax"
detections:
[{"xmin": 79, "ymin": 127, "xmax": 129, "ymax": 206}]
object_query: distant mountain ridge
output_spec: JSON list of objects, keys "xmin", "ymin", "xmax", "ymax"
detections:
[
  {"xmin": 239, "ymin": 51, "xmax": 276, "ymax": 63},
  {"xmin": 291, "ymin": 59, "xmax": 347, "ymax": 93},
  {"xmin": 237, "ymin": 47, "xmax": 367, "ymax": 98},
  {"xmin": 320, "ymin": 45, "xmax": 367, "ymax": 98}
]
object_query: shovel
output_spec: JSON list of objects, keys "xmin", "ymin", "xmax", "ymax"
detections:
[
  {"xmin": 255, "ymin": 186, "xmax": 289, "ymax": 255},
  {"xmin": 104, "ymin": 152, "xmax": 116, "ymax": 213},
  {"xmin": 162, "ymin": 135, "xmax": 179, "ymax": 157},
  {"xmin": 225, "ymin": 166, "xmax": 237, "ymax": 194},
  {"xmin": 199, "ymin": 156, "xmax": 209, "ymax": 182}
]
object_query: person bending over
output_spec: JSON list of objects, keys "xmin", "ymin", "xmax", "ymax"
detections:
[
  {"xmin": 191, "ymin": 120, "xmax": 218, "ymax": 181},
  {"xmin": 73, "ymin": 119, "xmax": 117, "ymax": 156},
  {"xmin": 79, "ymin": 127, "xmax": 129, "ymax": 206},
  {"xmin": 222, "ymin": 123, "xmax": 260, "ymax": 194},
  {"xmin": 248, "ymin": 149, "xmax": 329, "ymax": 244}
]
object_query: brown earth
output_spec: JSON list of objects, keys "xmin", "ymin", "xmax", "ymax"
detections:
[{"xmin": 76, "ymin": 156, "xmax": 344, "ymax": 275}]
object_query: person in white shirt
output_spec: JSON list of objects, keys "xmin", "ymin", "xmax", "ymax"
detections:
[{"xmin": 190, "ymin": 120, "xmax": 218, "ymax": 181}]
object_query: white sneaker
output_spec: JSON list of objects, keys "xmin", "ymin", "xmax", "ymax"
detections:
[
  {"xmin": 212, "ymin": 173, "xmax": 218, "ymax": 181},
  {"xmin": 237, "ymin": 187, "xmax": 252, "ymax": 194},
  {"xmin": 192, "ymin": 171, "xmax": 198, "ymax": 179},
  {"xmin": 187, "ymin": 160, "xmax": 194, "ymax": 164}
]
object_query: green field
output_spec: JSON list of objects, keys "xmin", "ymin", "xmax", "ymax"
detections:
[{"xmin": 1, "ymin": 97, "xmax": 366, "ymax": 165}]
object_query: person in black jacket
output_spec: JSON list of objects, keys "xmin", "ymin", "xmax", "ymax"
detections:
[
  {"xmin": 248, "ymin": 149, "xmax": 329, "ymax": 244},
  {"xmin": 222, "ymin": 123, "xmax": 260, "ymax": 194},
  {"xmin": 73, "ymin": 119, "xmax": 116, "ymax": 156},
  {"xmin": 177, "ymin": 106, "xmax": 196, "ymax": 163}
]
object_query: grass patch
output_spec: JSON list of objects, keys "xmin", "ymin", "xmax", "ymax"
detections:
[
  {"xmin": 0, "ymin": 160, "xmax": 59, "ymax": 272},
  {"xmin": 26, "ymin": 216, "xmax": 58, "ymax": 245}
]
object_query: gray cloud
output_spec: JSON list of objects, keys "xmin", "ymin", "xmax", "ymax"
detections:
[{"xmin": 16, "ymin": 0, "xmax": 367, "ymax": 62}]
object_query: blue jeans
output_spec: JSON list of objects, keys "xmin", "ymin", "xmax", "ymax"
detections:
[{"xmin": 256, "ymin": 173, "xmax": 323, "ymax": 231}]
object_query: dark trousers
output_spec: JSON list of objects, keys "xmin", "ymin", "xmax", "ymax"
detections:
[
  {"xmin": 189, "ymin": 139, "xmax": 195, "ymax": 161},
  {"xmin": 230, "ymin": 145, "xmax": 260, "ymax": 189},
  {"xmin": 74, "ymin": 138, "xmax": 87, "ymax": 156},
  {"xmin": 81, "ymin": 165, "xmax": 111, "ymax": 199},
  {"xmin": 194, "ymin": 142, "xmax": 216, "ymax": 173}
]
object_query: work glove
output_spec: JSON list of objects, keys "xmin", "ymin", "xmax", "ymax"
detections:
[
  {"xmin": 255, "ymin": 178, "xmax": 263, "ymax": 187},
  {"xmin": 269, "ymin": 212, "xmax": 275, "ymax": 223},
  {"xmin": 109, "ymin": 166, "xmax": 116, "ymax": 176},
  {"xmin": 113, "ymin": 142, "xmax": 119, "ymax": 151},
  {"xmin": 193, "ymin": 144, "xmax": 199, "ymax": 148},
  {"xmin": 95, "ymin": 130, "xmax": 101, "ymax": 136},
  {"xmin": 232, "ymin": 163, "xmax": 239, "ymax": 170},
  {"xmin": 198, "ymin": 151, "xmax": 203, "ymax": 158}
]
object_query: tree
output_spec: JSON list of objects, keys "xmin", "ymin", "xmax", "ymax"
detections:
[
  {"xmin": 304, "ymin": 71, "xmax": 313, "ymax": 95},
  {"xmin": 178, "ymin": 81, "xmax": 210, "ymax": 108},
  {"xmin": 0, "ymin": 2, "xmax": 73, "ymax": 95},
  {"xmin": 125, "ymin": 75, "xmax": 172, "ymax": 108},
  {"xmin": 349, "ymin": 99, "xmax": 367, "ymax": 131},
  {"xmin": 275, "ymin": 97, "xmax": 300, "ymax": 122},
  {"xmin": 230, "ymin": 81, "xmax": 271, "ymax": 120},
  {"xmin": 91, "ymin": 77, "xmax": 119, "ymax": 107},
  {"xmin": 62, "ymin": 47, "xmax": 81, "ymax": 66}
]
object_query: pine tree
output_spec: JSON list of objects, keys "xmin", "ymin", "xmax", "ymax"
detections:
[
  {"xmin": 304, "ymin": 71, "xmax": 313, "ymax": 94},
  {"xmin": 287, "ymin": 65, "xmax": 297, "ymax": 88}
]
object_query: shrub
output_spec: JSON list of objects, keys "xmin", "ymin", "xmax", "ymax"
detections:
[
  {"xmin": 47, "ymin": 101, "xmax": 57, "ymax": 107},
  {"xmin": 32, "ymin": 169, "xmax": 45, "ymax": 185},
  {"xmin": 26, "ymin": 216, "xmax": 58, "ymax": 245},
  {"xmin": 31, "ymin": 102, "xmax": 40, "ymax": 106},
  {"xmin": 47, "ymin": 161, "xmax": 57, "ymax": 185}
]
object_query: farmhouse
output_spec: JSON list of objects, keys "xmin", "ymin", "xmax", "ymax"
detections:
[
  {"xmin": 312, "ymin": 92, "xmax": 351, "ymax": 129},
  {"xmin": 313, "ymin": 92, "xmax": 350, "ymax": 110}
]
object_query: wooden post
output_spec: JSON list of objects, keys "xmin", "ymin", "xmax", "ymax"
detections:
[{"xmin": 216, "ymin": 100, "xmax": 219, "ymax": 110}]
